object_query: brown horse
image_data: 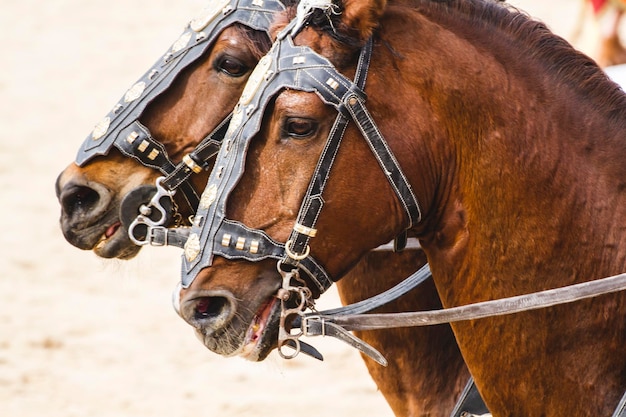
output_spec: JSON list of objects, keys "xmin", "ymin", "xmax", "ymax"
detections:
[
  {"xmin": 55, "ymin": 2, "xmax": 472, "ymax": 415},
  {"xmin": 176, "ymin": 0, "xmax": 626, "ymax": 415}
]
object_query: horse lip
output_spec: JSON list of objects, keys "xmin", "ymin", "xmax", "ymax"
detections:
[
  {"xmin": 240, "ymin": 299, "xmax": 281, "ymax": 361},
  {"xmin": 91, "ymin": 218, "xmax": 141, "ymax": 259}
]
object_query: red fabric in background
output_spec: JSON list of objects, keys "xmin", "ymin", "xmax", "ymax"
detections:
[
  {"xmin": 591, "ymin": 0, "xmax": 608, "ymax": 13},
  {"xmin": 591, "ymin": 0, "xmax": 626, "ymax": 14}
]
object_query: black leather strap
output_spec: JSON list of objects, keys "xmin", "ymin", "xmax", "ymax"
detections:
[
  {"xmin": 115, "ymin": 121, "xmax": 200, "ymax": 210},
  {"xmin": 160, "ymin": 114, "xmax": 231, "ymax": 191},
  {"xmin": 449, "ymin": 378, "xmax": 490, "ymax": 417}
]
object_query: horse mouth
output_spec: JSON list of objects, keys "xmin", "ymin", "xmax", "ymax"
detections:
[
  {"xmin": 93, "ymin": 220, "xmax": 139, "ymax": 259},
  {"xmin": 240, "ymin": 297, "xmax": 281, "ymax": 360}
]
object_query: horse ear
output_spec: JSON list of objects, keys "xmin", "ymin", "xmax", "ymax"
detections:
[{"xmin": 339, "ymin": 0, "xmax": 388, "ymax": 40}]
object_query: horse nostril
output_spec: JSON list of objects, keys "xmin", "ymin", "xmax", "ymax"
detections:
[
  {"xmin": 194, "ymin": 296, "xmax": 229, "ymax": 321},
  {"xmin": 61, "ymin": 185, "xmax": 101, "ymax": 216}
]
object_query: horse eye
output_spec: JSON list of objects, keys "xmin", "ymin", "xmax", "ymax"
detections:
[
  {"xmin": 217, "ymin": 57, "xmax": 247, "ymax": 77},
  {"xmin": 284, "ymin": 118, "xmax": 318, "ymax": 139}
]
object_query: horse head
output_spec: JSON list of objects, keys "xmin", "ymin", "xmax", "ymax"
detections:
[
  {"xmin": 176, "ymin": 0, "xmax": 417, "ymax": 361},
  {"xmin": 55, "ymin": 2, "xmax": 278, "ymax": 259}
]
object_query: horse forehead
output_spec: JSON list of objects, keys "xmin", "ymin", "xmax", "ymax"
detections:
[
  {"xmin": 214, "ymin": 25, "xmax": 250, "ymax": 51},
  {"xmin": 293, "ymin": 27, "xmax": 353, "ymax": 67},
  {"xmin": 274, "ymin": 90, "xmax": 330, "ymax": 117}
]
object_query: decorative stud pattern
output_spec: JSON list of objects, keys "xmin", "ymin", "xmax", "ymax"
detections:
[
  {"xmin": 91, "ymin": 117, "xmax": 110, "ymax": 140},
  {"xmin": 184, "ymin": 233, "xmax": 201, "ymax": 262},
  {"xmin": 124, "ymin": 81, "xmax": 146, "ymax": 103},
  {"xmin": 126, "ymin": 131, "xmax": 139, "ymax": 144},
  {"xmin": 200, "ymin": 184, "xmax": 217, "ymax": 209},
  {"xmin": 147, "ymin": 149, "xmax": 160, "ymax": 160},
  {"xmin": 326, "ymin": 77, "xmax": 339, "ymax": 90},
  {"xmin": 137, "ymin": 140, "xmax": 149, "ymax": 153}
]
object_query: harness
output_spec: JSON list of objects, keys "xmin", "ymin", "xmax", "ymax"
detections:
[
  {"xmin": 74, "ymin": 0, "xmax": 285, "ymax": 240},
  {"xmin": 177, "ymin": 4, "xmax": 626, "ymax": 415}
]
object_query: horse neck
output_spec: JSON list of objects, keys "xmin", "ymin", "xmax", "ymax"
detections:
[{"xmin": 372, "ymin": 3, "xmax": 626, "ymax": 302}]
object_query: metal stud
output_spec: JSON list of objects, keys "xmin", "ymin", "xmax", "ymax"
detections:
[
  {"xmin": 91, "ymin": 117, "xmax": 110, "ymax": 140},
  {"xmin": 184, "ymin": 233, "xmax": 201, "ymax": 262},
  {"xmin": 147, "ymin": 149, "xmax": 160, "ymax": 160},
  {"xmin": 293, "ymin": 55, "xmax": 305, "ymax": 65},
  {"xmin": 124, "ymin": 81, "xmax": 146, "ymax": 102},
  {"xmin": 326, "ymin": 78, "xmax": 339, "ymax": 90},
  {"xmin": 249, "ymin": 240, "xmax": 259, "ymax": 254},
  {"xmin": 236, "ymin": 237, "xmax": 246, "ymax": 251},
  {"xmin": 126, "ymin": 131, "xmax": 139, "ymax": 144},
  {"xmin": 137, "ymin": 140, "xmax": 149, "ymax": 153},
  {"xmin": 221, "ymin": 233, "xmax": 232, "ymax": 247}
]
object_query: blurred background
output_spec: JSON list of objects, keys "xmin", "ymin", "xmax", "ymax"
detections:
[{"xmin": 0, "ymin": 1, "xmax": 621, "ymax": 416}]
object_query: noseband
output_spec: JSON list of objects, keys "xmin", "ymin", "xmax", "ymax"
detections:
[{"xmin": 74, "ymin": 0, "xmax": 285, "ymax": 242}]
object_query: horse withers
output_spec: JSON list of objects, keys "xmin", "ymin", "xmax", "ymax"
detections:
[{"xmin": 176, "ymin": 0, "xmax": 626, "ymax": 415}]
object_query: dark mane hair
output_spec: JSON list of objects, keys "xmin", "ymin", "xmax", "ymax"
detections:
[
  {"xmin": 287, "ymin": 0, "xmax": 626, "ymax": 123},
  {"xmin": 418, "ymin": 0, "xmax": 626, "ymax": 122},
  {"xmin": 233, "ymin": 23, "xmax": 274, "ymax": 60}
]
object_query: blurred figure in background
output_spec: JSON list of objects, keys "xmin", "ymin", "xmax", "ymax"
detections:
[{"xmin": 590, "ymin": 0, "xmax": 626, "ymax": 66}]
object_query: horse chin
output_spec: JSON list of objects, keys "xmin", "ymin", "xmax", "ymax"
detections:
[{"xmin": 92, "ymin": 221, "xmax": 141, "ymax": 260}]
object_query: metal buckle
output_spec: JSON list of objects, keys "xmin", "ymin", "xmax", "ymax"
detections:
[
  {"xmin": 148, "ymin": 226, "xmax": 168, "ymax": 246},
  {"xmin": 128, "ymin": 176, "xmax": 176, "ymax": 246},
  {"xmin": 276, "ymin": 262, "xmax": 314, "ymax": 360}
]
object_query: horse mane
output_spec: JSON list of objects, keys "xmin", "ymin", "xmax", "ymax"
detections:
[
  {"xmin": 419, "ymin": 0, "xmax": 626, "ymax": 123},
  {"xmin": 233, "ymin": 24, "xmax": 274, "ymax": 60},
  {"xmin": 275, "ymin": 0, "xmax": 626, "ymax": 124}
]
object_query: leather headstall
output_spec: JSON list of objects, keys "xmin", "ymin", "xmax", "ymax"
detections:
[
  {"xmin": 74, "ymin": 0, "xmax": 285, "ymax": 215},
  {"xmin": 180, "ymin": 26, "xmax": 421, "ymax": 294}
]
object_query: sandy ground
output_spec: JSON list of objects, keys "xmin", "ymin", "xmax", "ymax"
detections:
[{"xmin": 0, "ymin": 1, "xmax": 611, "ymax": 416}]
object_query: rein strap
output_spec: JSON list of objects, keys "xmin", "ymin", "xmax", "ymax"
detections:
[{"xmin": 304, "ymin": 271, "xmax": 626, "ymax": 332}]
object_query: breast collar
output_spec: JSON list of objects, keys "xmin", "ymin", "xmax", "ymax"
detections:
[
  {"xmin": 180, "ymin": 28, "xmax": 421, "ymax": 293},
  {"xmin": 74, "ymin": 0, "xmax": 285, "ymax": 213}
]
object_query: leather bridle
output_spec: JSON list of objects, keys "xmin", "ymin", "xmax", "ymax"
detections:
[
  {"xmin": 179, "ymin": 32, "xmax": 420, "ymax": 289},
  {"xmin": 73, "ymin": 0, "xmax": 285, "ymax": 243}
]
